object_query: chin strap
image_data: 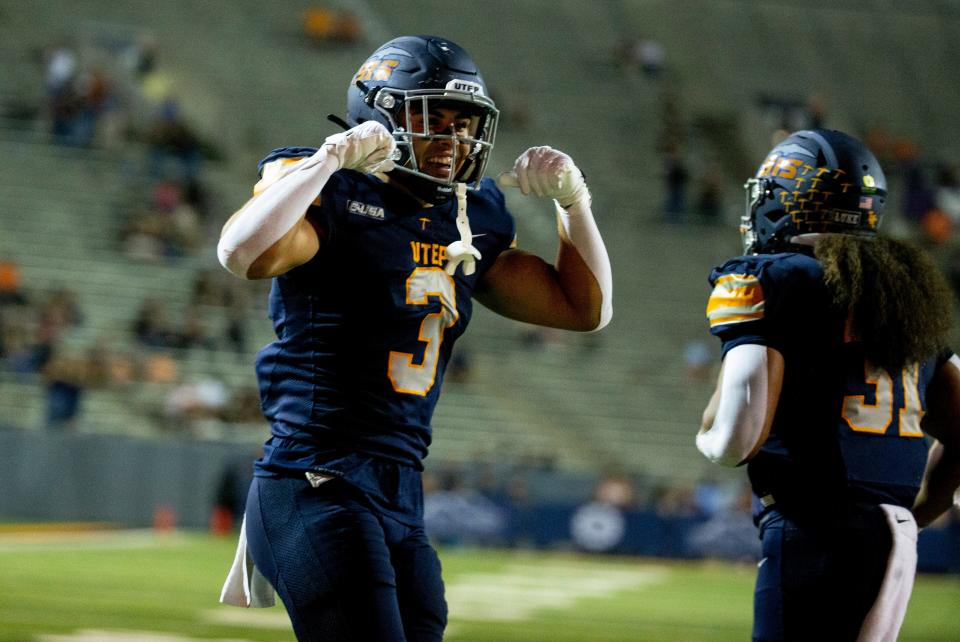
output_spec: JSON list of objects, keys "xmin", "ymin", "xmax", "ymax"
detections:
[{"xmin": 444, "ymin": 182, "xmax": 482, "ymax": 276}]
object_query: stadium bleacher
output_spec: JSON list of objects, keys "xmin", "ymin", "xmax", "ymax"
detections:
[{"xmin": 2, "ymin": 0, "xmax": 959, "ymax": 488}]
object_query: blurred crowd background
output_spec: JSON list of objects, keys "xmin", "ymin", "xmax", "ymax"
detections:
[{"xmin": 1, "ymin": 0, "xmax": 959, "ymax": 568}]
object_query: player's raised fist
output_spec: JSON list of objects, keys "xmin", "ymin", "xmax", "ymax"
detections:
[
  {"xmin": 498, "ymin": 146, "xmax": 589, "ymax": 208},
  {"xmin": 323, "ymin": 121, "xmax": 396, "ymax": 174}
]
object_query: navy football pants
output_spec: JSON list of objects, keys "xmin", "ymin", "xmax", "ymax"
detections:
[
  {"xmin": 244, "ymin": 476, "xmax": 447, "ymax": 642},
  {"xmin": 753, "ymin": 506, "xmax": 893, "ymax": 641}
]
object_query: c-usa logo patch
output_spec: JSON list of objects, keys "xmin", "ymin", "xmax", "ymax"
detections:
[{"xmin": 347, "ymin": 200, "xmax": 386, "ymax": 220}]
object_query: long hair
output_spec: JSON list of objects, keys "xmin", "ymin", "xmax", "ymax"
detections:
[{"xmin": 815, "ymin": 235, "xmax": 956, "ymax": 373}]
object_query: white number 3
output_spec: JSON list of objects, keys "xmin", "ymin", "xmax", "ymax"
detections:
[{"xmin": 388, "ymin": 267, "xmax": 459, "ymax": 396}]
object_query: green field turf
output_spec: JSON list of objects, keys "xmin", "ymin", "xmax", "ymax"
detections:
[{"xmin": 0, "ymin": 530, "xmax": 957, "ymax": 641}]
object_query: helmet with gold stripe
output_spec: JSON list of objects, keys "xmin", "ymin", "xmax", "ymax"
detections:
[{"xmin": 742, "ymin": 129, "xmax": 887, "ymax": 254}]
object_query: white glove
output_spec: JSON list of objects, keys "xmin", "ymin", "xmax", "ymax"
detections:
[
  {"xmin": 497, "ymin": 146, "xmax": 589, "ymax": 208},
  {"xmin": 323, "ymin": 121, "xmax": 397, "ymax": 174}
]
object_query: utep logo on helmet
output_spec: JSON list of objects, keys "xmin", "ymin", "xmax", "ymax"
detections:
[
  {"xmin": 348, "ymin": 200, "xmax": 385, "ymax": 220},
  {"xmin": 354, "ymin": 58, "xmax": 400, "ymax": 83},
  {"xmin": 445, "ymin": 79, "xmax": 485, "ymax": 96}
]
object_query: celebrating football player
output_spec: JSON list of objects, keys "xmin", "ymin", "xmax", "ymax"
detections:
[
  {"xmin": 216, "ymin": 35, "xmax": 612, "ymax": 641},
  {"xmin": 697, "ymin": 129, "xmax": 960, "ymax": 640}
]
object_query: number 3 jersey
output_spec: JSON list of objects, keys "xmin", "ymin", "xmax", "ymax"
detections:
[
  {"xmin": 252, "ymin": 147, "xmax": 516, "ymax": 477},
  {"xmin": 707, "ymin": 251, "xmax": 952, "ymax": 518}
]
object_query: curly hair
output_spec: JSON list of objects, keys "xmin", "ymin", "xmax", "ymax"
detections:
[{"xmin": 815, "ymin": 235, "xmax": 956, "ymax": 372}]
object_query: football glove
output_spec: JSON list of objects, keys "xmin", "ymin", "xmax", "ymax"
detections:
[
  {"xmin": 498, "ymin": 146, "xmax": 589, "ymax": 209},
  {"xmin": 323, "ymin": 121, "xmax": 396, "ymax": 174}
]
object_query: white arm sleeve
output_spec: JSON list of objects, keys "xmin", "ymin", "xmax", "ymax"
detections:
[
  {"xmin": 217, "ymin": 148, "xmax": 338, "ymax": 278},
  {"xmin": 217, "ymin": 121, "xmax": 396, "ymax": 278},
  {"xmin": 696, "ymin": 343, "xmax": 771, "ymax": 466},
  {"xmin": 555, "ymin": 199, "xmax": 613, "ymax": 331}
]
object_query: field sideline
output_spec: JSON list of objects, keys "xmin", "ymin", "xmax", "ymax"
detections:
[{"xmin": 0, "ymin": 529, "xmax": 957, "ymax": 641}]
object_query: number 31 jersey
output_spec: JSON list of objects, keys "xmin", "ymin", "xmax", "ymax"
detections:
[
  {"xmin": 707, "ymin": 252, "xmax": 952, "ymax": 516},
  {"xmin": 252, "ymin": 148, "xmax": 516, "ymax": 475}
]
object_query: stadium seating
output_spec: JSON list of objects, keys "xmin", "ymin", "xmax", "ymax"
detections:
[{"xmin": 2, "ymin": 0, "xmax": 958, "ymax": 487}]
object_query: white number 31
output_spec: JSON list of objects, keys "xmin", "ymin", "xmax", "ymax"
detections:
[{"xmin": 842, "ymin": 361, "xmax": 925, "ymax": 438}]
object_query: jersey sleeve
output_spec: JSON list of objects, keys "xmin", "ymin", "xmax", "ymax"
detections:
[
  {"xmin": 706, "ymin": 254, "xmax": 823, "ymax": 357},
  {"xmin": 253, "ymin": 147, "xmax": 320, "ymax": 196},
  {"xmin": 706, "ymin": 258, "xmax": 769, "ymax": 355}
]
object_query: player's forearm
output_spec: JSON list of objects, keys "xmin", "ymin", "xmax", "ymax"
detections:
[
  {"xmin": 217, "ymin": 150, "xmax": 337, "ymax": 278},
  {"xmin": 912, "ymin": 440, "xmax": 960, "ymax": 528},
  {"xmin": 697, "ymin": 345, "xmax": 782, "ymax": 467},
  {"xmin": 554, "ymin": 200, "xmax": 612, "ymax": 330}
]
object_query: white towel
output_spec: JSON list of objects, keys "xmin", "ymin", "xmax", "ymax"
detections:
[
  {"xmin": 856, "ymin": 504, "xmax": 918, "ymax": 642},
  {"xmin": 219, "ymin": 514, "xmax": 276, "ymax": 608}
]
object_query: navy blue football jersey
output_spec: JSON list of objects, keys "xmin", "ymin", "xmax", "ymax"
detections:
[
  {"xmin": 707, "ymin": 252, "xmax": 950, "ymax": 516},
  {"xmin": 252, "ymin": 148, "xmax": 516, "ymax": 478}
]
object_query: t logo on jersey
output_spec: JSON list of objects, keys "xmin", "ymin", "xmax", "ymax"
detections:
[{"xmin": 347, "ymin": 200, "xmax": 385, "ymax": 220}]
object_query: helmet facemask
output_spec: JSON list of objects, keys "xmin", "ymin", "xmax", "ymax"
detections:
[{"xmin": 367, "ymin": 83, "xmax": 499, "ymax": 198}]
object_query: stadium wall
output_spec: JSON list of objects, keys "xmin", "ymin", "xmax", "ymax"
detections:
[{"xmin": 2, "ymin": 430, "xmax": 957, "ymax": 573}]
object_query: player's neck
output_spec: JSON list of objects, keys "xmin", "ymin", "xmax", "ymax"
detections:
[{"xmin": 383, "ymin": 175, "xmax": 435, "ymax": 208}]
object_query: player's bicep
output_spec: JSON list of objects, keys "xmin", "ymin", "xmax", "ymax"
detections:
[
  {"xmin": 921, "ymin": 354, "xmax": 960, "ymax": 448},
  {"xmin": 475, "ymin": 249, "xmax": 592, "ymax": 330},
  {"xmin": 245, "ymin": 216, "xmax": 322, "ymax": 279}
]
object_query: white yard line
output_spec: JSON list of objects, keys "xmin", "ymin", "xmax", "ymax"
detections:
[
  {"xmin": 0, "ymin": 529, "xmax": 187, "ymax": 553},
  {"xmin": 446, "ymin": 560, "xmax": 668, "ymax": 622},
  {"xmin": 203, "ymin": 608, "xmax": 292, "ymax": 630},
  {"xmin": 38, "ymin": 630, "xmax": 251, "ymax": 642}
]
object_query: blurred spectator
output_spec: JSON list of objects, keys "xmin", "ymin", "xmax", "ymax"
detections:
[
  {"xmin": 806, "ymin": 94, "xmax": 828, "ymax": 129},
  {"xmin": 224, "ymin": 303, "xmax": 249, "ymax": 355},
  {"xmin": 302, "ymin": 7, "xmax": 362, "ymax": 44},
  {"xmin": 894, "ymin": 137, "xmax": 933, "ymax": 226},
  {"xmin": 694, "ymin": 162, "xmax": 724, "ymax": 224},
  {"xmin": 0, "ymin": 258, "xmax": 28, "ymax": 306},
  {"xmin": 221, "ymin": 387, "xmax": 264, "ymax": 424},
  {"xmin": 920, "ymin": 208, "xmax": 952, "ymax": 246},
  {"xmin": 662, "ymin": 148, "xmax": 689, "ymax": 223},
  {"xmin": 45, "ymin": 43, "xmax": 78, "ymax": 94},
  {"xmin": 191, "ymin": 270, "xmax": 226, "ymax": 307},
  {"xmin": 42, "ymin": 343, "xmax": 110, "ymax": 430},
  {"xmin": 122, "ymin": 33, "xmax": 158, "ymax": 80},
  {"xmin": 164, "ymin": 376, "xmax": 229, "ymax": 430},
  {"xmin": 34, "ymin": 288, "xmax": 84, "ymax": 369},
  {"xmin": 0, "ymin": 308, "xmax": 42, "ymax": 375},
  {"xmin": 594, "ymin": 473, "xmax": 636, "ymax": 508},
  {"xmin": 653, "ymin": 482, "xmax": 702, "ymax": 517},
  {"xmin": 686, "ymin": 485, "xmax": 758, "ymax": 562},
  {"xmin": 146, "ymin": 99, "xmax": 203, "ymax": 181},
  {"xmin": 683, "ymin": 340, "xmax": 713, "ymax": 382},
  {"xmin": 176, "ymin": 304, "xmax": 216, "ymax": 350},
  {"xmin": 615, "ymin": 36, "xmax": 666, "ymax": 78},
  {"xmin": 133, "ymin": 297, "xmax": 176, "ymax": 348},
  {"xmin": 141, "ymin": 351, "xmax": 179, "ymax": 383},
  {"xmin": 123, "ymin": 180, "xmax": 203, "ymax": 260},
  {"xmin": 934, "ymin": 162, "xmax": 960, "ymax": 225}
]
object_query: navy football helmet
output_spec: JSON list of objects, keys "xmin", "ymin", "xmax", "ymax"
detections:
[
  {"xmin": 344, "ymin": 35, "xmax": 499, "ymax": 203},
  {"xmin": 742, "ymin": 129, "xmax": 887, "ymax": 254}
]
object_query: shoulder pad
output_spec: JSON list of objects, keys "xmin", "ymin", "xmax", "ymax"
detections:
[
  {"xmin": 257, "ymin": 147, "xmax": 319, "ymax": 176},
  {"xmin": 253, "ymin": 147, "xmax": 320, "ymax": 197}
]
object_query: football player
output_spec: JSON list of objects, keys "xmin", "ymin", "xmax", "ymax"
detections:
[
  {"xmin": 216, "ymin": 35, "xmax": 612, "ymax": 641},
  {"xmin": 697, "ymin": 129, "xmax": 960, "ymax": 641}
]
